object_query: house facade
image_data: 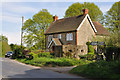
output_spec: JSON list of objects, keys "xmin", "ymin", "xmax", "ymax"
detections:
[{"xmin": 44, "ymin": 9, "xmax": 109, "ymax": 58}]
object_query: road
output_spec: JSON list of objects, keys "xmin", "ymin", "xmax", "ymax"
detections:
[{"xmin": 1, "ymin": 58, "xmax": 89, "ymax": 80}]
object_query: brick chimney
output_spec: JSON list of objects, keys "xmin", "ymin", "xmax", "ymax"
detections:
[
  {"xmin": 53, "ymin": 15, "xmax": 58, "ymax": 22},
  {"xmin": 82, "ymin": 9, "xmax": 88, "ymax": 15}
]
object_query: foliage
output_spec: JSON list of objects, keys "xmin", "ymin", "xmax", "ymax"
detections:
[
  {"xmin": 0, "ymin": 35, "xmax": 11, "ymax": 57},
  {"xmin": 12, "ymin": 45, "xmax": 25, "ymax": 59},
  {"xmin": 23, "ymin": 9, "xmax": 53, "ymax": 50},
  {"xmin": 104, "ymin": 2, "xmax": 120, "ymax": 32},
  {"xmin": 70, "ymin": 60, "xmax": 120, "ymax": 79},
  {"xmin": 9, "ymin": 44, "xmax": 18, "ymax": 51},
  {"xmin": 0, "ymin": 35, "xmax": 8, "ymax": 42},
  {"xmin": 28, "ymin": 52, "xmax": 38, "ymax": 59},
  {"xmin": 105, "ymin": 46, "xmax": 120, "ymax": 61},
  {"xmin": 38, "ymin": 52, "xmax": 51, "ymax": 57},
  {"xmin": 16, "ymin": 53, "xmax": 93, "ymax": 67},
  {"xmin": 65, "ymin": 2, "xmax": 103, "ymax": 22},
  {"xmin": 81, "ymin": 42, "xmax": 95, "ymax": 60},
  {"xmin": 86, "ymin": 42, "xmax": 94, "ymax": 53}
]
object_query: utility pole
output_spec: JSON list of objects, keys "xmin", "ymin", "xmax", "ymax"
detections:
[{"xmin": 21, "ymin": 16, "xmax": 24, "ymax": 46}]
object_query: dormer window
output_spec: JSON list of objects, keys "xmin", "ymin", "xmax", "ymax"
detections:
[
  {"xmin": 66, "ymin": 33, "xmax": 73, "ymax": 41},
  {"xmin": 58, "ymin": 34, "xmax": 61, "ymax": 39}
]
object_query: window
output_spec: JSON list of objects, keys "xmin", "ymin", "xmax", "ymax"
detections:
[
  {"xmin": 66, "ymin": 33, "xmax": 73, "ymax": 41},
  {"xmin": 48, "ymin": 35, "xmax": 53, "ymax": 42},
  {"xmin": 58, "ymin": 34, "xmax": 61, "ymax": 39}
]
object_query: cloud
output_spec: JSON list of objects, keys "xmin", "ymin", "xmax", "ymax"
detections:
[
  {"xmin": 2, "ymin": 15, "xmax": 21, "ymax": 24},
  {"xmin": 1, "ymin": 0, "xmax": 119, "ymax": 2}
]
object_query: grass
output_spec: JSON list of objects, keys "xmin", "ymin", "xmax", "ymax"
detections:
[
  {"xmin": 70, "ymin": 60, "xmax": 120, "ymax": 80},
  {"xmin": 16, "ymin": 57, "xmax": 93, "ymax": 67}
]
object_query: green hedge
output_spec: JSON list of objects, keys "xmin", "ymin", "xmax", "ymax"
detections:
[{"xmin": 105, "ymin": 46, "xmax": 120, "ymax": 61}]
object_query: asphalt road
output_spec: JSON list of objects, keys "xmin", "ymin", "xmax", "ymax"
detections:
[{"xmin": 1, "ymin": 58, "xmax": 89, "ymax": 80}]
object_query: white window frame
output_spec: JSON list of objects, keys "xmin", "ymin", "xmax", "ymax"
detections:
[
  {"xmin": 66, "ymin": 33, "xmax": 73, "ymax": 41},
  {"xmin": 48, "ymin": 35, "xmax": 53, "ymax": 42},
  {"xmin": 58, "ymin": 34, "xmax": 61, "ymax": 39}
]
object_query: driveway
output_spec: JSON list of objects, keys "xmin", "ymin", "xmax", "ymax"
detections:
[{"xmin": 1, "ymin": 58, "xmax": 89, "ymax": 80}]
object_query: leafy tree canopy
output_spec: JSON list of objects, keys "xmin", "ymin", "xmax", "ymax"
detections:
[
  {"xmin": 23, "ymin": 9, "xmax": 53, "ymax": 50},
  {"xmin": 65, "ymin": 2, "xmax": 103, "ymax": 21},
  {"xmin": 0, "ymin": 35, "xmax": 8, "ymax": 42},
  {"xmin": 104, "ymin": 2, "xmax": 120, "ymax": 32}
]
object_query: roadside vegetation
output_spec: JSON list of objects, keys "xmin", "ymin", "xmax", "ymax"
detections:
[
  {"xmin": 12, "ymin": 49, "xmax": 93, "ymax": 67},
  {"xmin": 0, "ymin": 35, "xmax": 11, "ymax": 57},
  {"xmin": 70, "ymin": 60, "xmax": 120, "ymax": 79}
]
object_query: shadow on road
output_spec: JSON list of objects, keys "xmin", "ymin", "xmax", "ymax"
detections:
[{"xmin": 2, "ymin": 68, "xmax": 88, "ymax": 80}]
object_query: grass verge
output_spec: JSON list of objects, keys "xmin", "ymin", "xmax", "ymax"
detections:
[
  {"xmin": 70, "ymin": 60, "xmax": 120, "ymax": 80},
  {"xmin": 16, "ymin": 57, "xmax": 93, "ymax": 67}
]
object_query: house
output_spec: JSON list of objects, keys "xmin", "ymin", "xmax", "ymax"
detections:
[{"xmin": 44, "ymin": 9, "xmax": 109, "ymax": 58}]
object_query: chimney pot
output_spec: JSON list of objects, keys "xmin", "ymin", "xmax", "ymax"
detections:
[
  {"xmin": 82, "ymin": 9, "xmax": 88, "ymax": 15},
  {"xmin": 53, "ymin": 15, "xmax": 58, "ymax": 22}
]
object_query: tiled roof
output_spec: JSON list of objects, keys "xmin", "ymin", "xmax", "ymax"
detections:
[
  {"xmin": 93, "ymin": 21, "xmax": 110, "ymax": 35},
  {"xmin": 45, "ymin": 14, "xmax": 109, "ymax": 36},
  {"xmin": 45, "ymin": 15, "xmax": 86, "ymax": 34}
]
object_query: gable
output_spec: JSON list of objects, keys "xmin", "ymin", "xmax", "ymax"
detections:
[
  {"xmin": 77, "ymin": 17, "xmax": 95, "ymax": 45},
  {"xmin": 77, "ymin": 14, "xmax": 97, "ymax": 33}
]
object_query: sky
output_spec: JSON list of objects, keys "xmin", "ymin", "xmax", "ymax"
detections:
[{"xmin": 0, "ymin": 0, "xmax": 119, "ymax": 45}]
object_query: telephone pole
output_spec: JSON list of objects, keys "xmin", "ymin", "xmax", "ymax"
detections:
[{"xmin": 21, "ymin": 16, "xmax": 24, "ymax": 46}]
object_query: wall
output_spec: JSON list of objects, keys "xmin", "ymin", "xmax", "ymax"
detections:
[
  {"xmin": 45, "ymin": 31, "xmax": 76, "ymax": 50},
  {"xmin": 77, "ymin": 17, "xmax": 95, "ymax": 45},
  {"xmin": 63, "ymin": 45, "xmax": 87, "ymax": 59}
]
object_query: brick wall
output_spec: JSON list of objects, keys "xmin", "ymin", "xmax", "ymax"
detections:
[{"xmin": 45, "ymin": 31, "xmax": 76, "ymax": 50}]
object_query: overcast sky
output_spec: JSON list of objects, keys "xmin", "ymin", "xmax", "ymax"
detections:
[{"xmin": 0, "ymin": 0, "xmax": 119, "ymax": 45}]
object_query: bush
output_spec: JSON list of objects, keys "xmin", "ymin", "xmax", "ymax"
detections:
[
  {"xmin": 12, "ymin": 45, "xmax": 25, "ymax": 59},
  {"xmin": 28, "ymin": 52, "xmax": 38, "ymax": 59},
  {"xmin": 105, "ymin": 46, "xmax": 120, "ymax": 61},
  {"xmin": 38, "ymin": 52, "xmax": 51, "ymax": 57}
]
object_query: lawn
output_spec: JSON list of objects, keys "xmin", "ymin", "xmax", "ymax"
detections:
[{"xmin": 70, "ymin": 60, "xmax": 120, "ymax": 80}]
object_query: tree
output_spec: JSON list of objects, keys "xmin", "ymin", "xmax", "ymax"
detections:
[
  {"xmin": 65, "ymin": 2, "xmax": 103, "ymax": 22},
  {"xmin": 0, "ymin": 35, "xmax": 8, "ymax": 42},
  {"xmin": 103, "ymin": 2, "xmax": 120, "ymax": 47},
  {"xmin": 0, "ymin": 35, "xmax": 11, "ymax": 56},
  {"xmin": 104, "ymin": 2, "xmax": 120, "ymax": 32},
  {"xmin": 23, "ymin": 9, "xmax": 53, "ymax": 50}
]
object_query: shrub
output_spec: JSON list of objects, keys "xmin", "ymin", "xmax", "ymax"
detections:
[
  {"xmin": 29, "ymin": 52, "xmax": 38, "ymax": 59},
  {"xmin": 12, "ymin": 45, "xmax": 25, "ymax": 59},
  {"xmin": 50, "ymin": 52, "xmax": 55, "ymax": 57},
  {"xmin": 38, "ymin": 52, "xmax": 51, "ymax": 57},
  {"xmin": 105, "ymin": 46, "xmax": 120, "ymax": 61}
]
